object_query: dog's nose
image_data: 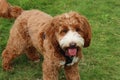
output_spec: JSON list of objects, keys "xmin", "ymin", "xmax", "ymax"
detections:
[{"xmin": 69, "ymin": 42, "xmax": 76, "ymax": 47}]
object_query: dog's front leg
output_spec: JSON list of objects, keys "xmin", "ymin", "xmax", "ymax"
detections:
[
  {"xmin": 64, "ymin": 63, "xmax": 80, "ymax": 80},
  {"xmin": 42, "ymin": 59, "xmax": 59, "ymax": 80}
]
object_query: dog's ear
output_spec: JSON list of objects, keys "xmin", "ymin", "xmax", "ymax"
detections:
[
  {"xmin": 50, "ymin": 20, "xmax": 60, "ymax": 48},
  {"xmin": 82, "ymin": 17, "xmax": 92, "ymax": 47},
  {"xmin": 74, "ymin": 13, "xmax": 92, "ymax": 47},
  {"xmin": 45, "ymin": 20, "xmax": 59, "ymax": 50}
]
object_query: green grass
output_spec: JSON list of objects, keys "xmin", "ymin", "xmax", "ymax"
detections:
[{"xmin": 0, "ymin": 0, "xmax": 120, "ymax": 80}]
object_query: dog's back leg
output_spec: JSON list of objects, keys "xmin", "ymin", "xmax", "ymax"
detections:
[
  {"xmin": 2, "ymin": 31, "xmax": 27, "ymax": 71},
  {"xmin": 25, "ymin": 46, "xmax": 40, "ymax": 63}
]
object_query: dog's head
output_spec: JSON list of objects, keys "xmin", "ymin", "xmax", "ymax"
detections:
[{"xmin": 47, "ymin": 12, "xmax": 91, "ymax": 57}]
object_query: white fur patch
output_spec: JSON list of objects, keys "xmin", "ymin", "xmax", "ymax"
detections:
[
  {"xmin": 59, "ymin": 57, "xmax": 79, "ymax": 66},
  {"xmin": 59, "ymin": 30, "xmax": 84, "ymax": 49},
  {"xmin": 60, "ymin": 61, "xmax": 66, "ymax": 66},
  {"xmin": 67, "ymin": 57, "xmax": 79, "ymax": 66}
]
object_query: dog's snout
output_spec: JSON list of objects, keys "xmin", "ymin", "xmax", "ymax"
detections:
[{"xmin": 69, "ymin": 42, "xmax": 76, "ymax": 47}]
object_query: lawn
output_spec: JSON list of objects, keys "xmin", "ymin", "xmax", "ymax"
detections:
[{"xmin": 0, "ymin": 0, "xmax": 120, "ymax": 80}]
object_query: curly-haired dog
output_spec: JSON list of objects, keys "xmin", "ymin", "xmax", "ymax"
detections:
[{"xmin": 1, "ymin": 1, "xmax": 92, "ymax": 80}]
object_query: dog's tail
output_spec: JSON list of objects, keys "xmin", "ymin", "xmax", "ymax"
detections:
[{"xmin": 0, "ymin": 0, "xmax": 23, "ymax": 18}]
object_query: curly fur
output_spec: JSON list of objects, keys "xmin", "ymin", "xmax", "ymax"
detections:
[{"xmin": 1, "ymin": 1, "xmax": 92, "ymax": 80}]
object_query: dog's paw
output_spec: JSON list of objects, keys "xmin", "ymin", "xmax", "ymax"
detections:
[{"xmin": 3, "ymin": 66, "xmax": 14, "ymax": 72}]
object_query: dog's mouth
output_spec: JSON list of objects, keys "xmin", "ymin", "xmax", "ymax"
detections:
[{"xmin": 65, "ymin": 47, "xmax": 78, "ymax": 57}]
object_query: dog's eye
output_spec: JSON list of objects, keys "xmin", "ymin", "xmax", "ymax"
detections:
[
  {"xmin": 60, "ymin": 29, "xmax": 68, "ymax": 34},
  {"xmin": 76, "ymin": 27, "xmax": 81, "ymax": 32}
]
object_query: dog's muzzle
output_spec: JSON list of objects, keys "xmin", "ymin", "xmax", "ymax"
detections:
[
  {"xmin": 61, "ymin": 42, "xmax": 78, "ymax": 65},
  {"xmin": 65, "ymin": 42, "xmax": 78, "ymax": 57},
  {"xmin": 59, "ymin": 31, "xmax": 84, "ymax": 65}
]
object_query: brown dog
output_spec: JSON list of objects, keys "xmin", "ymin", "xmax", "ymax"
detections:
[{"xmin": 1, "ymin": 0, "xmax": 92, "ymax": 80}]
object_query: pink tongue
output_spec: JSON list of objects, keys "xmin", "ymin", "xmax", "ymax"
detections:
[{"xmin": 67, "ymin": 48, "xmax": 77, "ymax": 56}]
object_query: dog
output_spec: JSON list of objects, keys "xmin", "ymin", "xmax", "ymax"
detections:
[{"xmin": 1, "ymin": 0, "xmax": 92, "ymax": 80}]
